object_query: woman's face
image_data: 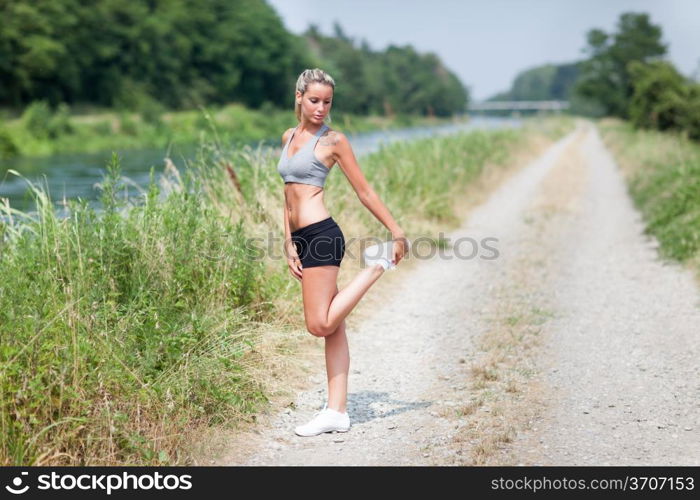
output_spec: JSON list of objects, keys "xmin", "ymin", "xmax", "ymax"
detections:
[{"xmin": 297, "ymin": 82, "xmax": 333, "ymax": 125}]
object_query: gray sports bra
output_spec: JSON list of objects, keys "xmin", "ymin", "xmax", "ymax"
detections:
[{"xmin": 277, "ymin": 124, "xmax": 330, "ymax": 188}]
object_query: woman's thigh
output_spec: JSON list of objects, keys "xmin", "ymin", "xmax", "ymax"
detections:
[{"xmin": 301, "ymin": 265, "xmax": 339, "ymax": 331}]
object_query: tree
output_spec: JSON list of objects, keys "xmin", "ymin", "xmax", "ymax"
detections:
[
  {"xmin": 488, "ymin": 62, "xmax": 580, "ymax": 101},
  {"xmin": 0, "ymin": 0, "xmax": 81, "ymax": 106},
  {"xmin": 574, "ymin": 12, "xmax": 667, "ymax": 118},
  {"xmin": 303, "ymin": 24, "xmax": 468, "ymax": 117},
  {"xmin": 0, "ymin": 0, "xmax": 311, "ymax": 110}
]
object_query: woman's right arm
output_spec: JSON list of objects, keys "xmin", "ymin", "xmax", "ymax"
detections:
[
  {"xmin": 284, "ymin": 202, "xmax": 302, "ymax": 281},
  {"xmin": 281, "ymin": 128, "xmax": 302, "ymax": 281}
]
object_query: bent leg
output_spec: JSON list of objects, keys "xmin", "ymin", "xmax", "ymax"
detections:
[{"xmin": 302, "ymin": 264, "xmax": 385, "ymax": 337}]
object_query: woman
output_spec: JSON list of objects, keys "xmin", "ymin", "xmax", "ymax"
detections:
[{"xmin": 277, "ymin": 68, "xmax": 408, "ymax": 436}]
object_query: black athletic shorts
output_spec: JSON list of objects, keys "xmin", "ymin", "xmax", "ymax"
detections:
[{"xmin": 290, "ymin": 216, "xmax": 345, "ymax": 268}]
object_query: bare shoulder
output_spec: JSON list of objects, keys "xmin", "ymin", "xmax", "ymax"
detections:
[
  {"xmin": 319, "ymin": 127, "xmax": 348, "ymax": 150},
  {"xmin": 281, "ymin": 127, "xmax": 295, "ymax": 146}
]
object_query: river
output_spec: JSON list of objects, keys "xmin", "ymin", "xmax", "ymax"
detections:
[{"xmin": 0, "ymin": 116, "xmax": 521, "ymax": 217}]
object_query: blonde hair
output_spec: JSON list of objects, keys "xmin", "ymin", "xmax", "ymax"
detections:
[{"xmin": 294, "ymin": 68, "xmax": 335, "ymax": 123}]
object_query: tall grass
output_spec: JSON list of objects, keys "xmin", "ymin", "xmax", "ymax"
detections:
[
  {"xmin": 0, "ymin": 116, "xmax": 571, "ymax": 465},
  {"xmin": 598, "ymin": 118, "xmax": 700, "ymax": 267},
  {"xmin": 0, "ymin": 149, "xmax": 280, "ymax": 465}
]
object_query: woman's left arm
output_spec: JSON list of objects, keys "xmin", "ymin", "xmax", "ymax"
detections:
[{"xmin": 332, "ymin": 131, "xmax": 408, "ymax": 263}]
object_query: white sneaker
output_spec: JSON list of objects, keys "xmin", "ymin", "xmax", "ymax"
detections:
[
  {"xmin": 363, "ymin": 241, "xmax": 396, "ymax": 271},
  {"xmin": 294, "ymin": 405, "xmax": 350, "ymax": 437}
]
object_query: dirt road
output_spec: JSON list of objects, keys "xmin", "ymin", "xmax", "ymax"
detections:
[{"xmin": 221, "ymin": 121, "xmax": 700, "ymax": 466}]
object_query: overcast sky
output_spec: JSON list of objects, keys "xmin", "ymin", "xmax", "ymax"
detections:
[{"xmin": 267, "ymin": 0, "xmax": 700, "ymax": 101}]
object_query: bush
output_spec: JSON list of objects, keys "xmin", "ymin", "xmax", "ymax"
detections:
[
  {"xmin": 0, "ymin": 126, "xmax": 19, "ymax": 159},
  {"xmin": 112, "ymin": 79, "xmax": 165, "ymax": 127},
  {"xmin": 140, "ymin": 99, "xmax": 165, "ymax": 127},
  {"xmin": 118, "ymin": 111, "xmax": 139, "ymax": 136},
  {"xmin": 21, "ymin": 100, "xmax": 53, "ymax": 139},
  {"xmin": 47, "ymin": 103, "xmax": 74, "ymax": 138},
  {"xmin": 19, "ymin": 101, "xmax": 74, "ymax": 140},
  {"xmin": 91, "ymin": 120, "xmax": 113, "ymax": 135},
  {"xmin": 680, "ymin": 84, "xmax": 700, "ymax": 141},
  {"xmin": 629, "ymin": 60, "xmax": 700, "ymax": 140}
]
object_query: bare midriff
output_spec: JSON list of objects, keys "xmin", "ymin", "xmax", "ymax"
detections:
[
  {"xmin": 284, "ymin": 183, "xmax": 330, "ymax": 232},
  {"xmin": 283, "ymin": 127, "xmax": 337, "ymax": 232}
]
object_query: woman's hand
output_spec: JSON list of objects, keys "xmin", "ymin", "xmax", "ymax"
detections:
[
  {"xmin": 391, "ymin": 235, "xmax": 409, "ymax": 266},
  {"xmin": 287, "ymin": 256, "xmax": 303, "ymax": 281},
  {"xmin": 284, "ymin": 240, "xmax": 303, "ymax": 281}
]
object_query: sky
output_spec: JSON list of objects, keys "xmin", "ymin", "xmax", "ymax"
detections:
[{"xmin": 266, "ymin": 0, "xmax": 700, "ymax": 101}]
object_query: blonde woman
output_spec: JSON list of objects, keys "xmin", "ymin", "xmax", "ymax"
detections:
[{"xmin": 277, "ymin": 68, "xmax": 409, "ymax": 436}]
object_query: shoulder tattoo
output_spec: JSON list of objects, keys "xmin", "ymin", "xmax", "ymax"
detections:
[{"xmin": 319, "ymin": 129, "xmax": 341, "ymax": 148}]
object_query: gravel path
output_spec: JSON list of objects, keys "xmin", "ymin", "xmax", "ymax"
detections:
[
  {"xmin": 223, "ymin": 121, "xmax": 700, "ymax": 466},
  {"xmin": 502, "ymin": 123, "xmax": 700, "ymax": 465}
]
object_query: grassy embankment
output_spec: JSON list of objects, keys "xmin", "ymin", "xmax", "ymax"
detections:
[
  {"xmin": 0, "ymin": 114, "xmax": 574, "ymax": 465},
  {"xmin": 0, "ymin": 101, "xmax": 453, "ymax": 160},
  {"xmin": 598, "ymin": 118, "xmax": 700, "ymax": 279}
]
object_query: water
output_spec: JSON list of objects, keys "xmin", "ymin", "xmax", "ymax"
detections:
[
  {"xmin": 0, "ymin": 116, "xmax": 521, "ymax": 218},
  {"xmin": 0, "ymin": 144, "xmax": 199, "ymax": 215}
]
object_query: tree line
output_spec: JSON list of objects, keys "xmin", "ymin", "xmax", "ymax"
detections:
[
  {"xmin": 0, "ymin": 0, "xmax": 468, "ymax": 117},
  {"xmin": 304, "ymin": 23, "xmax": 468, "ymax": 117},
  {"xmin": 490, "ymin": 12, "xmax": 700, "ymax": 140}
]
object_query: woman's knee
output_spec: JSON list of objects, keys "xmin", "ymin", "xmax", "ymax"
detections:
[
  {"xmin": 306, "ymin": 320, "xmax": 335, "ymax": 337},
  {"xmin": 306, "ymin": 316, "xmax": 345, "ymax": 337}
]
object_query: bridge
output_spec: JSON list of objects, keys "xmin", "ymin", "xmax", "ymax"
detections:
[{"xmin": 468, "ymin": 100, "xmax": 570, "ymax": 112}]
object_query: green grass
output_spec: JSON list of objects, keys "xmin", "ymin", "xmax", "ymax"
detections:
[
  {"xmin": 0, "ymin": 115, "xmax": 573, "ymax": 465},
  {"xmin": 357, "ymin": 128, "xmax": 516, "ymax": 226},
  {"xmin": 0, "ymin": 152, "xmax": 280, "ymax": 465},
  {"xmin": 599, "ymin": 118, "xmax": 700, "ymax": 265}
]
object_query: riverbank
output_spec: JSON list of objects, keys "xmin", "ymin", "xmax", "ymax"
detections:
[
  {"xmin": 0, "ymin": 116, "xmax": 574, "ymax": 465},
  {"xmin": 0, "ymin": 102, "xmax": 458, "ymax": 160}
]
